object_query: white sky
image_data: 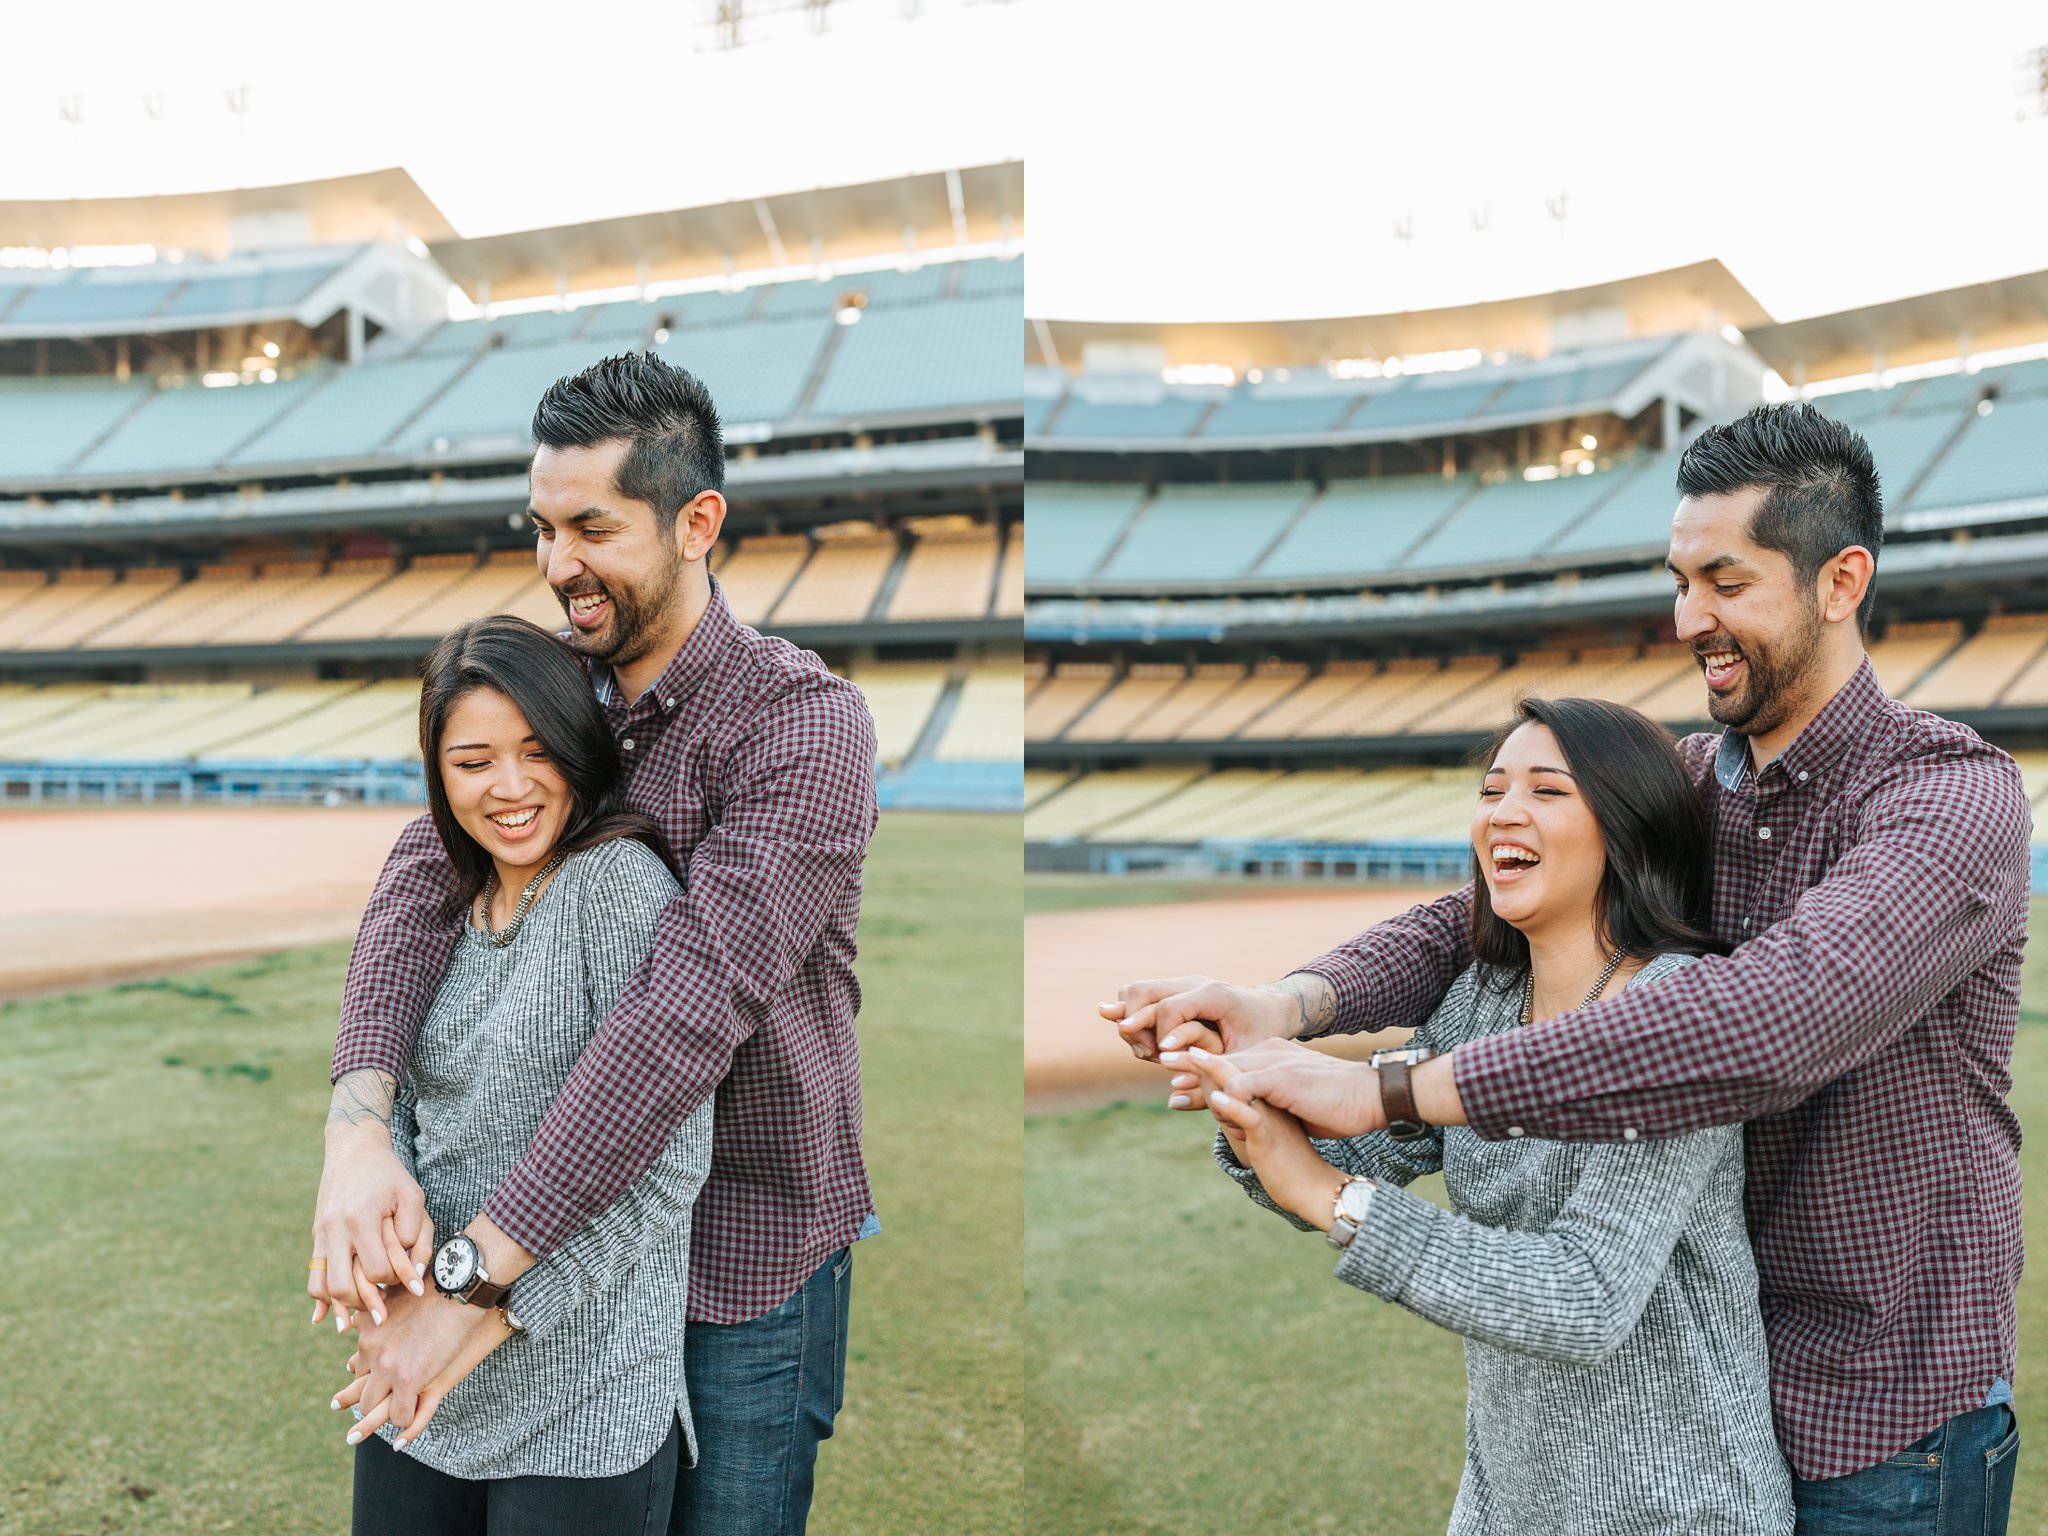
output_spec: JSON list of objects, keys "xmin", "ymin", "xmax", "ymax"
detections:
[
  {"xmin": 0, "ymin": 0, "xmax": 1024, "ymax": 238},
  {"xmin": 1024, "ymin": 0, "xmax": 2048, "ymax": 323}
]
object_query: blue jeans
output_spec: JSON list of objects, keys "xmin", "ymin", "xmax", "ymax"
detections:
[
  {"xmin": 670, "ymin": 1247, "xmax": 853, "ymax": 1536},
  {"xmin": 1792, "ymin": 1405, "xmax": 2018, "ymax": 1534}
]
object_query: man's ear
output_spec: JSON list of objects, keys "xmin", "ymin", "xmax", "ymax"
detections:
[
  {"xmin": 1820, "ymin": 545, "xmax": 1874, "ymax": 626},
  {"xmin": 678, "ymin": 490, "xmax": 727, "ymax": 565}
]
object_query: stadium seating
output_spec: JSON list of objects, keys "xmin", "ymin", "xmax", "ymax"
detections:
[
  {"xmin": 809, "ymin": 293, "xmax": 1018, "ymax": 419},
  {"xmin": 1022, "ymin": 765, "xmax": 1206, "ymax": 841},
  {"xmin": 1201, "ymin": 386, "xmax": 1368, "ymax": 439},
  {"xmin": 1902, "ymin": 614, "xmax": 2048, "ymax": 710},
  {"xmin": 1858, "ymin": 413, "xmax": 1969, "ymax": 512},
  {"xmin": 1476, "ymin": 357, "xmax": 1653, "ymax": 418},
  {"xmin": 1235, "ymin": 660, "xmax": 1380, "ymax": 739},
  {"xmin": 1998, "ymin": 630, "xmax": 2048, "ymax": 708},
  {"xmin": 936, "ymin": 661, "xmax": 1023, "ymax": 760},
  {"xmin": 1022, "ymin": 484, "xmax": 1147, "ymax": 585},
  {"xmin": 7, "ymin": 567, "xmax": 178, "ymax": 651},
  {"xmin": 848, "ymin": 660, "xmax": 950, "ymax": 764},
  {"xmin": 76, "ymin": 375, "xmax": 323, "ymax": 475},
  {"xmin": 712, "ymin": 536, "xmax": 809, "ymax": 625},
  {"xmin": 1254, "ymin": 476, "xmax": 1471, "ymax": 581},
  {"xmin": 1047, "ymin": 395, "xmax": 1213, "ymax": 439},
  {"xmin": 1086, "ymin": 768, "xmax": 1288, "ymax": 842},
  {"xmin": 0, "ymin": 377, "xmax": 149, "ymax": 478},
  {"xmin": 1063, "ymin": 664, "xmax": 1190, "ymax": 743},
  {"xmin": 1865, "ymin": 620, "xmax": 1962, "ymax": 698},
  {"xmin": 772, "ymin": 534, "xmax": 896, "ymax": 624},
  {"xmin": 1400, "ymin": 469, "xmax": 1626, "ymax": 573},
  {"xmin": 1904, "ymin": 396, "xmax": 2048, "ymax": 512},
  {"xmin": 1025, "ymin": 662, "xmax": 1113, "ymax": 740},
  {"xmin": 1097, "ymin": 482, "xmax": 1314, "ymax": 585},
  {"xmin": 297, "ymin": 555, "xmax": 480, "ymax": 640},
  {"xmin": 1129, "ymin": 663, "xmax": 1247, "ymax": 740},
  {"xmin": 1024, "ymin": 769, "xmax": 1069, "ymax": 810},
  {"xmin": 383, "ymin": 550, "xmax": 560, "ymax": 637},
  {"xmin": 228, "ymin": 356, "xmax": 473, "ymax": 468},
  {"xmin": 654, "ymin": 315, "xmax": 835, "ymax": 425},
  {"xmin": 994, "ymin": 524, "xmax": 1025, "ymax": 617},
  {"xmin": 1350, "ymin": 375, "xmax": 1505, "ymax": 432},
  {"xmin": 886, "ymin": 528, "xmax": 1000, "ymax": 621}
]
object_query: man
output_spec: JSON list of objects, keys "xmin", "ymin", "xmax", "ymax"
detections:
[
  {"xmin": 1113, "ymin": 403, "xmax": 2028, "ymax": 1531},
  {"xmin": 309, "ymin": 352, "xmax": 879, "ymax": 1534}
]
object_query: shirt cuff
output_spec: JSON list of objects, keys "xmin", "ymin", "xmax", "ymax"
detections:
[
  {"xmin": 482, "ymin": 1169, "xmax": 575, "ymax": 1260},
  {"xmin": 1330, "ymin": 1181, "xmax": 1439, "ymax": 1300},
  {"xmin": 1211, "ymin": 1128, "xmax": 1318, "ymax": 1233},
  {"xmin": 330, "ymin": 1025, "xmax": 411, "ymax": 1085},
  {"xmin": 1296, "ymin": 953, "xmax": 1381, "ymax": 1037},
  {"xmin": 505, "ymin": 1262, "xmax": 577, "ymax": 1343}
]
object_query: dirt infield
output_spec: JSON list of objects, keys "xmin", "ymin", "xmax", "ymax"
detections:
[
  {"xmin": 0, "ymin": 805, "xmax": 421, "ymax": 998},
  {"xmin": 1024, "ymin": 884, "xmax": 1455, "ymax": 1108}
]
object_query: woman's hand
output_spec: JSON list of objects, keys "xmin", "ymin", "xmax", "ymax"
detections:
[
  {"xmin": 1164, "ymin": 1039, "xmax": 1385, "ymax": 1140},
  {"xmin": 1184, "ymin": 1053, "xmax": 1345, "ymax": 1230},
  {"xmin": 337, "ymin": 1287, "xmax": 512, "ymax": 1451}
]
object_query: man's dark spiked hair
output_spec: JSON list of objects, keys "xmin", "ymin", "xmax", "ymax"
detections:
[
  {"xmin": 1675, "ymin": 402, "xmax": 1884, "ymax": 630},
  {"xmin": 531, "ymin": 352, "xmax": 725, "ymax": 533}
]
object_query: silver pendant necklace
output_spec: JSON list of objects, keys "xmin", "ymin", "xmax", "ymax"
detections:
[
  {"xmin": 1521, "ymin": 944, "xmax": 1629, "ymax": 1025},
  {"xmin": 477, "ymin": 850, "xmax": 567, "ymax": 947}
]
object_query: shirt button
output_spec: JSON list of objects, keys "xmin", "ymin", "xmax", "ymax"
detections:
[
  {"xmin": 622, "ymin": 738, "xmax": 636, "ymax": 751},
  {"xmin": 1797, "ymin": 771, "xmax": 1808, "ymax": 783},
  {"xmin": 1506, "ymin": 1126, "xmax": 1525, "ymax": 1138},
  {"xmin": 664, "ymin": 697, "xmax": 675, "ymax": 709},
  {"xmin": 1757, "ymin": 826, "xmax": 1771, "ymax": 840},
  {"xmin": 1623, "ymin": 1128, "xmax": 1640, "ymax": 1142}
]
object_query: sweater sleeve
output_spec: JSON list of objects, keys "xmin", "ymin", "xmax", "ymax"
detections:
[{"xmin": 503, "ymin": 842, "xmax": 714, "ymax": 1342}]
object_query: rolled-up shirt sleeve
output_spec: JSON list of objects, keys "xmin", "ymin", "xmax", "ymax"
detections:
[
  {"xmin": 1296, "ymin": 884, "xmax": 1475, "ymax": 1039},
  {"xmin": 1453, "ymin": 745, "xmax": 2033, "ymax": 1141},
  {"xmin": 482, "ymin": 675, "xmax": 878, "ymax": 1256},
  {"xmin": 332, "ymin": 815, "xmax": 463, "ymax": 1083}
]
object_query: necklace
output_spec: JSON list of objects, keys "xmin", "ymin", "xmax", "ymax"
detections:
[
  {"xmin": 1520, "ymin": 944, "xmax": 1629, "ymax": 1025},
  {"xmin": 477, "ymin": 850, "xmax": 567, "ymax": 947}
]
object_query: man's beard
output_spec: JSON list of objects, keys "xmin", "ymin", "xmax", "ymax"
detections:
[
  {"xmin": 1698, "ymin": 595, "xmax": 1825, "ymax": 739},
  {"xmin": 555, "ymin": 546, "xmax": 682, "ymax": 670}
]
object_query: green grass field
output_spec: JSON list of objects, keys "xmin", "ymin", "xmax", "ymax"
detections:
[
  {"xmin": 0, "ymin": 811, "xmax": 1021, "ymax": 1536},
  {"xmin": 1023, "ymin": 891, "xmax": 2048, "ymax": 1534}
]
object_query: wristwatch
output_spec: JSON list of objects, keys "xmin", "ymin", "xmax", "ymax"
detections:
[
  {"xmin": 431, "ymin": 1232, "xmax": 513, "ymax": 1310},
  {"xmin": 1327, "ymin": 1175, "xmax": 1376, "ymax": 1249},
  {"xmin": 1370, "ymin": 1045, "xmax": 1441, "ymax": 1142}
]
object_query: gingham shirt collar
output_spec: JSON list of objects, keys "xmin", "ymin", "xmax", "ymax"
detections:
[
  {"xmin": 590, "ymin": 574, "xmax": 736, "ymax": 716},
  {"xmin": 1713, "ymin": 655, "xmax": 1880, "ymax": 793}
]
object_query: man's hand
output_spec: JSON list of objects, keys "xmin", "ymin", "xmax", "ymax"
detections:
[
  {"xmin": 1187, "ymin": 1060, "xmax": 1345, "ymax": 1229},
  {"xmin": 310, "ymin": 1070, "xmax": 432, "ymax": 1327},
  {"xmin": 336, "ymin": 1286, "xmax": 510, "ymax": 1451},
  {"xmin": 1163, "ymin": 1039, "xmax": 1385, "ymax": 1140}
]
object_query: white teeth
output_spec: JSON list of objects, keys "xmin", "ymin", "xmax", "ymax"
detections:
[
  {"xmin": 1491, "ymin": 846, "xmax": 1539, "ymax": 864},
  {"xmin": 569, "ymin": 593, "xmax": 605, "ymax": 613},
  {"xmin": 490, "ymin": 807, "xmax": 538, "ymax": 828}
]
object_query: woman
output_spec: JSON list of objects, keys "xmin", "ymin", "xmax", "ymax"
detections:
[
  {"xmin": 1174, "ymin": 697, "xmax": 1794, "ymax": 1535},
  {"xmin": 328, "ymin": 614, "xmax": 709, "ymax": 1534}
]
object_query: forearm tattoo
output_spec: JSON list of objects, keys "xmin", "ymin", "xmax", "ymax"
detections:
[
  {"xmin": 327, "ymin": 1069, "xmax": 397, "ymax": 1131},
  {"xmin": 1272, "ymin": 972, "xmax": 1338, "ymax": 1039}
]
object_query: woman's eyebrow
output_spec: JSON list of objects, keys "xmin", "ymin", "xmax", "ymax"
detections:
[{"xmin": 1485, "ymin": 763, "xmax": 1575, "ymax": 777}]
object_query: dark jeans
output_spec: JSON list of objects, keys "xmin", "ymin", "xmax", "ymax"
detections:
[
  {"xmin": 1792, "ymin": 1405, "xmax": 2018, "ymax": 1534},
  {"xmin": 670, "ymin": 1246, "xmax": 853, "ymax": 1536},
  {"xmin": 352, "ymin": 1412, "xmax": 678, "ymax": 1536}
]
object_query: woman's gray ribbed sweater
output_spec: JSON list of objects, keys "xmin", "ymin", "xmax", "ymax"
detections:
[
  {"xmin": 1220, "ymin": 953, "xmax": 1794, "ymax": 1535},
  {"xmin": 375, "ymin": 837, "xmax": 713, "ymax": 1481}
]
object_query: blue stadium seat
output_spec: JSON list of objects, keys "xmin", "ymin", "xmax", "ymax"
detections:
[
  {"xmin": 1477, "ymin": 358, "xmax": 1649, "ymax": 418},
  {"xmin": 1255, "ymin": 477, "xmax": 1472, "ymax": 579},
  {"xmin": 75, "ymin": 375, "xmax": 323, "ymax": 474},
  {"xmin": 1023, "ymin": 484, "xmax": 1148, "ymax": 584},
  {"xmin": 1903, "ymin": 395, "xmax": 2048, "ymax": 512},
  {"xmin": 1546, "ymin": 454, "xmax": 1676, "ymax": 557},
  {"xmin": 1860, "ymin": 412, "xmax": 1971, "ymax": 512},
  {"xmin": 1045, "ymin": 395, "xmax": 1211, "ymax": 438},
  {"xmin": 1401, "ymin": 469, "xmax": 1624, "ymax": 573},
  {"xmin": 1351, "ymin": 375, "xmax": 1504, "ymax": 432},
  {"xmin": 0, "ymin": 378, "xmax": 150, "ymax": 477},
  {"xmin": 7, "ymin": 275, "xmax": 184, "ymax": 327},
  {"xmin": 955, "ymin": 257, "xmax": 1024, "ymax": 297},
  {"xmin": 229, "ymin": 356, "xmax": 475, "ymax": 467},
  {"xmin": 152, "ymin": 259, "xmax": 347, "ymax": 322},
  {"xmin": 658, "ymin": 315, "xmax": 837, "ymax": 424},
  {"xmin": 808, "ymin": 295, "xmax": 1014, "ymax": 419},
  {"xmin": 1202, "ymin": 388, "xmax": 1366, "ymax": 438},
  {"xmin": 1097, "ymin": 482, "xmax": 1313, "ymax": 584}
]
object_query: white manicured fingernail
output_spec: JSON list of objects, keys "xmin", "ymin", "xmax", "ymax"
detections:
[
  {"xmin": 372, "ymin": 1310, "xmax": 384, "ymax": 1326},
  {"xmin": 1212, "ymin": 1091, "xmax": 1233, "ymax": 1107},
  {"xmin": 330, "ymin": 1398, "xmax": 341, "ymax": 1411},
  {"xmin": 409, "ymin": 1280, "xmax": 424, "ymax": 1296},
  {"xmin": 311, "ymin": 1304, "xmax": 321, "ymax": 1324},
  {"xmin": 334, "ymin": 1314, "xmax": 346, "ymax": 1332},
  {"xmin": 415, "ymin": 1262, "xmax": 427, "ymax": 1278},
  {"xmin": 1188, "ymin": 1046, "xmax": 1214, "ymax": 1059},
  {"xmin": 346, "ymin": 1430, "xmax": 361, "ymax": 1445},
  {"xmin": 1168, "ymin": 1095, "xmax": 1189, "ymax": 1109}
]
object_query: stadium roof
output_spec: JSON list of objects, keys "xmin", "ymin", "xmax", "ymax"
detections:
[
  {"xmin": 429, "ymin": 162, "xmax": 1023, "ymax": 302},
  {"xmin": 0, "ymin": 167, "xmax": 458, "ymax": 256},
  {"xmin": 1745, "ymin": 267, "xmax": 2048, "ymax": 383},
  {"xmin": 1027, "ymin": 260, "xmax": 1771, "ymax": 371}
]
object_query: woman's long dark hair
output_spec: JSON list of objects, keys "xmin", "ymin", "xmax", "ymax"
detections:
[
  {"xmin": 419, "ymin": 615, "xmax": 681, "ymax": 920},
  {"xmin": 1471, "ymin": 695, "xmax": 1723, "ymax": 975}
]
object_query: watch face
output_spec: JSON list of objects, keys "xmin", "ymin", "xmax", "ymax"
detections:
[
  {"xmin": 434, "ymin": 1236, "xmax": 477, "ymax": 1293},
  {"xmin": 1337, "ymin": 1181, "xmax": 1375, "ymax": 1222}
]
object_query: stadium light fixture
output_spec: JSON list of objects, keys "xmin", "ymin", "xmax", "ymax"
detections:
[
  {"xmin": 1580, "ymin": 434, "xmax": 1597, "ymax": 450},
  {"xmin": 259, "ymin": 368, "xmax": 277, "ymax": 384},
  {"xmin": 261, "ymin": 341, "xmax": 280, "ymax": 359},
  {"xmin": 1576, "ymin": 460, "xmax": 1595, "ymax": 475},
  {"xmin": 1978, "ymin": 399, "xmax": 1994, "ymax": 416},
  {"xmin": 655, "ymin": 327, "xmax": 672, "ymax": 344},
  {"xmin": 1523, "ymin": 464, "xmax": 1560, "ymax": 481}
]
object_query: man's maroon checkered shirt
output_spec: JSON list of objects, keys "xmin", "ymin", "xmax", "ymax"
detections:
[
  {"xmin": 1302, "ymin": 658, "xmax": 2030, "ymax": 1480},
  {"xmin": 333, "ymin": 580, "xmax": 880, "ymax": 1324}
]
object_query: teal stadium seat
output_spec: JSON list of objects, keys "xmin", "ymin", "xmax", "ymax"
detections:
[
  {"xmin": 1097, "ymin": 482, "xmax": 1313, "ymax": 584},
  {"xmin": 151, "ymin": 258, "xmax": 348, "ymax": 322},
  {"xmin": 1903, "ymin": 395, "xmax": 2048, "ymax": 512},
  {"xmin": 578, "ymin": 300, "xmax": 661, "ymax": 347},
  {"xmin": 654, "ymin": 288, "xmax": 762, "ymax": 330},
  {"xmin": 1254, "ymin": 476, "xmax": 1474, "ymax": 580},
  {"xmin": 75, "ymin": 374, "xmax": 324, "ymax": 474},
  {"xmin": 481, "ymin": 306, "xmax": 597, "ymax": 347},
  {"xmin": 229, "ymin": 356, "xmax": 475, "ymax": 467},
  {"xmin": 1024, "ymin": 396, "xmax": 1058, "ymax": 436},
  {"xmin": 808, "ymin": 294, "xmax": 1016, "ymax": 419},
  {"xmin": 394, "ymin": 340, "xmax": 636, "ymax": 451},
  {"xmin": 1402, "ymin": 468, "xmax": 1628, "ymax": 572},
  {"xmin": 1201, "ymin": 387, "xmax": 1368, "ymax": 438},
  {"xmin": 1478, "ymin": 358, "xmax": 1650, "ymax": 418},
  {"xmin": 1350, "ymin": 375, "xmax": 1504, "ymax": 432},
  {"xmin": 1046, "ymin": 395, "xmax": 1210, "ymax": 438},
  {"xmin": 1547, "ymin": 452, "xmax": 1679, "ymax": 557},
  {"xmin": 1022, "ymin": 484, "xmax": 1147, "ymax": 585},
  {"xmin": 0, "ymin": 378, "xmax": 150, "ymax": 478},
  {"xmin": 1810, "ymin": 386, "xmax": 1903, "ymax": 424},
  {"xmin": 658, "ymin": 314, "xmax": 837, "ymax": 424},
  {"xmin": 1858, "ymin": 412, "xmax": 1970, "ymax": 515},
  {"xmin": 6, "ymin": 274, "xmax": 185, "ymax": 327},
  {"xmin": 955, "ymin": 257, "xmax": 1024, "ymax": 297}
]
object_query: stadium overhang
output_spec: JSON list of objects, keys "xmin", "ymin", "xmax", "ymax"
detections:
[
  {"xmin": 0, "ymin": 167, "xmax": 458, "ymax": 257},
  {"xmin": 429, "ymin": 162, "xmax": 1024, "ymax": 303},
  {"xmin": 1026, "ymin": 260, "xmax": 1771, "ymax": 372},
  {"xmin": 1745, "ymin": 268, "xmax": 2048, "ymax": 384}
]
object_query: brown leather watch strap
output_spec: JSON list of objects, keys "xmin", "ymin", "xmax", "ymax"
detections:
[
  {"xmin": 1375, "ymin": 1057, "xmax": 1427, "ymax": 1140},
  {"xmin": 459, "ymin": 1275, "xmax": 514, "ymax": 1310}
]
